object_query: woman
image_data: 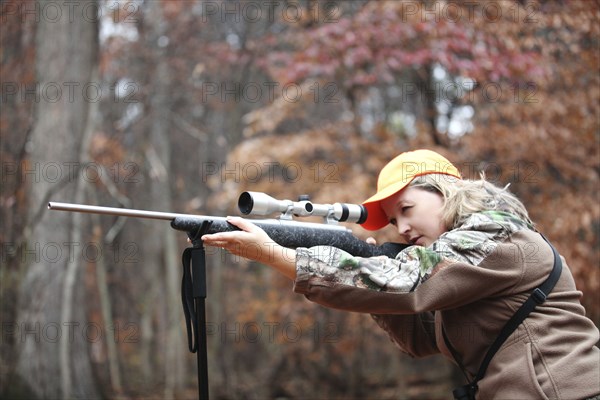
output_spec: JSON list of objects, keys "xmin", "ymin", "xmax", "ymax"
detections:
[{"xmin": 202, "ymin": 149, "xmax": 600, "ymax": 399}]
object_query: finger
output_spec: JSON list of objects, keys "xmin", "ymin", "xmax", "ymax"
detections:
[
  {"xmin": 226, "ymin": 216, "xmax": 259, "ymax": 232},
  {"xmin": 200, "ymin": 232, "xmax": 233, "ymax": 244},
  {"xmin": 201, "ymin": 230, "xmax": 249, "ymax": 248},
  {"xmin": 366, "ymin": 237, "xmax": 377, "ymax": 245}
]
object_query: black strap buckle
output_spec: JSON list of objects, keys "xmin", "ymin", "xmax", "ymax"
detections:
[
  {"xmin": 452, "ymin": 383, "xmax": 478, "ymax": 400},
  {"xmin": 532, "ymin": 288, "xmax": 547, "ymax": 304}
]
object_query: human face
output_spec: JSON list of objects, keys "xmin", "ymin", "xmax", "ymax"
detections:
[{"xmin": 380, "ymin": 186, "xmax": 447, "ymax": 247}]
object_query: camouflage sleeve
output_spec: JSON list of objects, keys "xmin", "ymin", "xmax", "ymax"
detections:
[
  {"xmin": 295, "ymin": 211, "xmax": 530, "ymax": 294},
  {"xmin": 295, "ymin": 244, "xmax": 455, "ymax": 293}
]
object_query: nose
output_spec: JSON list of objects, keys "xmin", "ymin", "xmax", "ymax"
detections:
[{"xmin": 397, "ymin": 220, "xmax": 411, "ymax": 236}]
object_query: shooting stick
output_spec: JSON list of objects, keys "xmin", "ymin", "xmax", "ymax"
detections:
[{"xmin": 182, "ymin": 221, "xmax": 213, "ymax": 400}]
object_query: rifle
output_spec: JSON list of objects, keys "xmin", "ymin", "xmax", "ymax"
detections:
[
  {"xmin": 48, "ymin": 191, "xmax": 406, "ymax": 257},
  {"xmin": 48, "ymin": 191, "xmax": 407, "ymax": 400}
]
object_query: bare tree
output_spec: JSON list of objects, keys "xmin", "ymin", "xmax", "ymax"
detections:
[
  {"xmin": 16, "ymin": 1, "xmax": 100, "ymax": 398},
  {"xmin": 143, "ymin": 0, "xmax": 185, "ymax": 396}
]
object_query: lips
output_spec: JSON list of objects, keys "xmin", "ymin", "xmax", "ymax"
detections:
[{"xmin": 410, "ymin": 236, "xmax": 422, "ymax": 246}]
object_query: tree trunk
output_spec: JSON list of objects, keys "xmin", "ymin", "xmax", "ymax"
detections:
[
  {"xmin": 16, "ymin": 1, "xmax": 100, "ymax": 398},
  {"xmin": 144, "ymin": 1, "xmax": 185, "ymax": 396}
]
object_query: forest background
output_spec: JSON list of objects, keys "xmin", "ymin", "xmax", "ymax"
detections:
[{"xmin": 1, "ymin": 0, "xmax": 598, "ymax": 399}]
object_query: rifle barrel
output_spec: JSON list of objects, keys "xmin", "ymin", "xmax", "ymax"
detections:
[{"xmin": 48, "ymin": 202, "xmax": 185, "ymax": 220}]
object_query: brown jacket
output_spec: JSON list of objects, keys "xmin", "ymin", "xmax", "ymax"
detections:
[{"xmin": 293, "ymin": 228, "xmax": 600, "ymax": 399}]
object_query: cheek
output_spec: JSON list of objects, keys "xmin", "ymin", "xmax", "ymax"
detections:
[
  {"xmin": 436, "ymin": 214, "xmax": 448, "ymax": 236},
  {"xmin": 434, "ymin": 219, "xmax": 447, "ymax": 237},
  {"xmin": 430, "ymin": 202, "xmax": 447, "ymax": 236}
]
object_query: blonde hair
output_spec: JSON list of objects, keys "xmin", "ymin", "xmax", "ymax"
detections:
[{"xmin": 408, "ymin": 174, "xmax": 533, "ymax": 230}]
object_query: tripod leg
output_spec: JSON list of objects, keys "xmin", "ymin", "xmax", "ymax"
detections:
[
  {"xmin": 195, "ymin": 297, "xmax": 209, "ymax": 400},
  {"xmin": 182, "ymin": 246, "xmax": 210, "ymax": 400},
  {"xmin": 191, "ymin": 247, "xmax": 209, "ymax": 400},
  {"xmin": 181, "ymin": 221, "xmax": 213, "ymax": 400}
]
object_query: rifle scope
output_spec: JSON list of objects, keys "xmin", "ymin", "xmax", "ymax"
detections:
[{"xmin": 238, "ymin": 191, "xmax": 367, "ymax": 224}]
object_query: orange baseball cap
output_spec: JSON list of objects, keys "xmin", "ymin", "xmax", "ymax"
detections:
[{"xmin": 360, "ymin": 149, "xmax": 461, "ymax": 231}]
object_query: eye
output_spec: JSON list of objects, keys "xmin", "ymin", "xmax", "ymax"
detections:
[{"xmin": 401, "ymin": 206, "xmax": 412, "ymax": 214}]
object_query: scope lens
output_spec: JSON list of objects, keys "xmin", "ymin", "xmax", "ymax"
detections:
[
  {"xmin": 238, "ymin": 192, "xmax": 254, "ymax": 215},
  {"xmin": 357, "ymin": 205, "xmax": 367, "ymax": 224}
]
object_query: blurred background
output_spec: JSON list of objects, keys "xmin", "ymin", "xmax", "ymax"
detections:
[{"xmin": 1, "ymin": 0, "xmax": 598, "ymax": 399}]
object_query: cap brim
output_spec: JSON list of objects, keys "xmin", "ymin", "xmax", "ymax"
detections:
[
  {"xmin": 361, "ymin": 201, "xmax": 389, "ymax": 231},
  {"xmin": 360, "ymin": 178, "xmax": 413, "ymax": 231}
]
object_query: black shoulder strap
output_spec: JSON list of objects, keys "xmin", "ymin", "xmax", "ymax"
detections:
[{"xmin": 445, "ymin": 235, "xmax": 563, "ymax": 397}]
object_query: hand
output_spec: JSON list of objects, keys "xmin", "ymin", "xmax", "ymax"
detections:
[
  {"xmin": 201, "ymin": 217, "xmax": 274, "ymax": 261},
  {"xmin": 201, "ymin": 216, "xmax": 297, "ymax": 280}
]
